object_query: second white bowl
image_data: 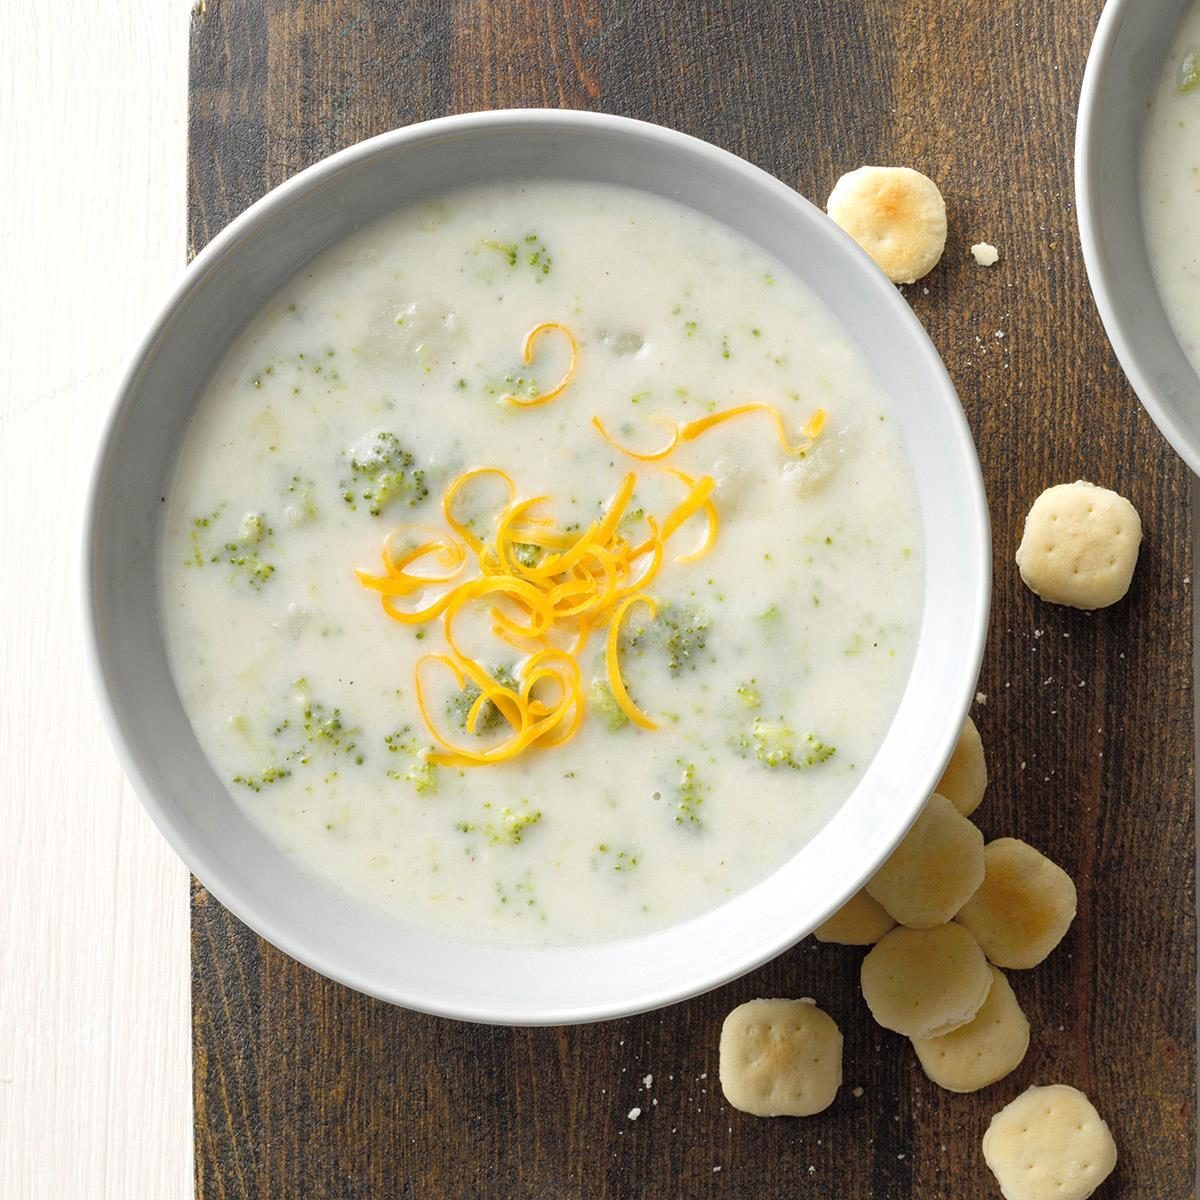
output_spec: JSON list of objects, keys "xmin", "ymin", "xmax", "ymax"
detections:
[{"xmin": 1077, "ymin": 0, "xmax": 1200, "ymax": 474}]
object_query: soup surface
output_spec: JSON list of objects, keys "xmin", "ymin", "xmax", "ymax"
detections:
[
  {"xmin": 161, "ymin": 181, "xmax": 923, "ymax": 946},
  {"xmin": 1144, "ymin": 1, "xmax": 1200, "ymax": 373}
]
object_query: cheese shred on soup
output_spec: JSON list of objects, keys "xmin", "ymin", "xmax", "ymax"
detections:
[{"xmin": 161, "ymin": 181, "xmax": 923, "ymax": 946}]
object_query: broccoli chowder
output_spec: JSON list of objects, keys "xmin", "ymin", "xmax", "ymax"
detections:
[
  {"xmin": 1144, "ymin": 2, "xmax": 1200, "ymax": 374},
  {"xmin": 161, "ymin": 181, "xmax": 923, "ymax": 946}
]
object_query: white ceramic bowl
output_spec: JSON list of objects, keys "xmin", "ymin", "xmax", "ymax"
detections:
[
  {"xmin": 84, "ymin": 110, "xmax": 990, "ymax": 1024},
  {"xmin": 1078, "ymin": 0, "xmax": 1200, "ymax": 473}
]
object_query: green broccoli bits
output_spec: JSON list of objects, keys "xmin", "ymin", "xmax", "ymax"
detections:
[
  {"xmin": 217, "ymin": 541, "xmax": 275, "ymax": 588},
  {"xmin": 485, "ymin": 805, "xmax": 543, "ymax": 846},
  {"xmin": 732, "ymin": 718, "xmax": 835, "ymax": 770},
  {"xmin": 188, "ymin": 507, "xmax": 276, "ymax": 588},
  {"xmin": 674, "ymin": 760, "xmax": 706, "ymax": 828},
  {"xmin": 445, "ymin": 666, "xmax": 518, "ymax": 734},
  {"xmin": 457, "ymin": 803, "xmax": 543, "ymax": 846},
  {"xmin": 590, "ymin": 678, "xmax": 631, "ymax": 731},
  {"xmin": 478, "ymin": 232, "xmax": 552, "ymax": 279},
  {"xmin": 232, "ymin": 765, "xmax": 291, "ymax": 793},
  {"xmin": 274, "ymin": 678, "xmax": 363, "ymax": 766},
  {"xmin": 384, "ymin": 727, "xmax": 438, "ymax": 794},
  {"xmin": 341, "ymin": 431, "xmax": 428, "ymax": 516},
  {"xmin": 621, "ymin": 601, "xmax": 711, "ymax": 675}
]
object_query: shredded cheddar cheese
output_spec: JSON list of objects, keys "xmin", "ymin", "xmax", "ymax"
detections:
[
  {"xmin": 357, "ymin": 325, "xmax": 826, "ymax": 766},
  {"xmin": 594, "ymin": 401, "xmax": 826, "ymax": 463},
  {"xmin": 501, "ymin": 321, "xmax": 579, "ymax": 407},
  {"xmin": 358, "ymin": 467, "xmax": 711, "ymax": 765},
  {"xmin": 606, "ymin": 595, "xmax": 660, "ymax": 730}
]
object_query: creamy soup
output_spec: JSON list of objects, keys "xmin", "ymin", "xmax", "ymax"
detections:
[
  {"xmin": 1144, "ymin": 2, "xmax": 1200, "ymax": 372},
  {"xmin": 161, "ymin": 181, "xmax": 923, "ymax": 947}
]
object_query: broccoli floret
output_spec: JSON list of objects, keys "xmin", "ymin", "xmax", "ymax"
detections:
[
  {"xmin": 476, "ymin": 233, "xmax": 551, "ymax": 279},
  {"xmin": 275, "ymin": 679, "xmax": 363, "ymax": 765},
  {"xmin": 618, "ymin": 505, "xmax": 646, "ymax": 536},
  {"xmin": 621, "ymin": 601, "xmax": 711, "ymax": 676},
  {"xmin": 484, "ymin": 804, "xmax": 543, "ymax": 846},
  {"xmin": 458, "ymin": 803, "xmax": 543, "ymax": 845},
  {"xmin": 732, "ymin": 718, "xmax": 835, "ymax": 770},
  {"xmin": 512, "ymin": 541, "xmax": 542, "ymax": 568},
  {"xmin": 445, "ymin": 666, "xmax": 518, "ymax": 734},
  {"xmin": 301, "ymin": 703, "xmax": 359, "ymax": 760},
  {"xmin": 480, "ymin": 238, "xmax": 519, "ymax": 267},
  {"xmin": 234, "ymin": 683, "xmax": 365, "ymax": 790},
  {"xmin": 660, "ymin": 604, "xmax": 710, "ymax": 674},
  {"xmin": 340, "ymin": 431, "xmax": 428, "ymax": 516},
  {"xmin": 187, "ymin": 508, "xmax": 223, "ymax": 567},
  {"xmin": 590, "ymin": 679, "xmax": 630, "ymax": 731},
  {"xmin": 189, "ymin": 506, "xmax": 277, "ymax": 588},
  {"xmin": 523, "ymin": 232, "xmax": 552, "ymax": 276},
  {"xmin": 232, "ymin": 765, "xmax": 291, "ymax": 793},
  {"xmin": 285, "ymin": 475, "xmax": 318, "ymax": 524},
  {"xmin": 483, "ymin": 371, "xmax": 541, "ymax": 402},
  {"xmin": 384, "ymin": 726, "xmax": 438, "ymax": 794},
  {"xmin": 402, "ymin": 759, "xmax": 438, "ymax": 794},
  {"xmin": 238, "ymin": 512, "xmax": 267, "ymax": 545},
  {"xmin": 595, "ymin": 843, "xmax": 640, "ymax": 871},
  {"xmin": 674, "ymin": 760, "xmax": 706, "ymax": 829},
  {"xmin": 217, "ymin": 541, "xmax": 275, "ymax": 588}
]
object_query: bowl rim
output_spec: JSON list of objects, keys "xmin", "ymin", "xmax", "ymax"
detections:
[
  {"xmin": 83, "ymin": 108, "xmax": 991, "ymax": 1024},
  {"xmin": 1076, "ymin": 0, "xmax": 1200, "ymax": 476}
]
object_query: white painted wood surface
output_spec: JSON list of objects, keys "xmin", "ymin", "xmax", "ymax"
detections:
[{"xmin": 0, "ymin": 3, "xmax": 192, "ymax": 1197}]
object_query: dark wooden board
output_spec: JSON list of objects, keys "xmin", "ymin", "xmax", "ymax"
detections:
[{"xmin": 188, "ymin": 2, "xmax": 1196, "ymax": 1195}]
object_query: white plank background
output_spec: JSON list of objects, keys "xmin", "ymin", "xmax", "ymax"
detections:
[{"xmin": 0, "ymin": 2, "xmax": 193, "ymax": 1197}]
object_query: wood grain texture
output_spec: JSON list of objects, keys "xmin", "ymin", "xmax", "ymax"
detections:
[
  {"xmin": 189, "ymin": 1, "xmax": 1195, "ymax": 1196},
  {"xmin": 0, "ymin": 4, "xmax": 193, "ymax": 1198}
]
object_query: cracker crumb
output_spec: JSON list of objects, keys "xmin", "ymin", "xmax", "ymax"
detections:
[
  {"xmin": 971, "ymin": 242, "xmax": 1000, "ymax": 266},
  {"xmin": 975, "ymin": 691, "xmax": 987, "ymax": 705},
  {"xmin": 627, "ymin": 1107, "xmax": 642, "ymax": 1121},
  {"xmin": 852, "ymin": 1086, "xmax": 865, "ymax": 1098},
  {"xmin": 643, "ymin": 1074, "xmax": 653, "ymax": 1089}
]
